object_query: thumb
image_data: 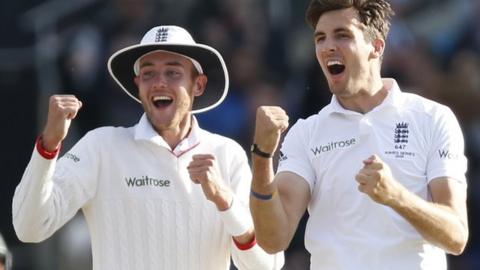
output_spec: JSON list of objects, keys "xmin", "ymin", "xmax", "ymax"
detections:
[
  {"xmin": 363, "ymin": 155, "xmax": 374, "ymax": 165},
  {"xmin": 362, "ymin": 154, "xmax": 381, "ymax": 165}
]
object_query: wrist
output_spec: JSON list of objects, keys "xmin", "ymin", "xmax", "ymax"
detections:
[
  {"xmin": 385, "ymin": 184, "xmax": 408, "ymax": 208},
  {"xmin": 218, "ymin": 196, "xmax": 253, "ymax": 237},
  {"xmin": 213, "ymin": 190, "xmax": 233, "ymax": 211},
  {"xmin": 36, "ymin": 135, "xmax": 61, "ymax": 159},
  {"xmin": 250, "ymin": 143, "xmax": 273, "ymax": 158},
  {"xmin": 40, "ymin": 133, "xmax": 62, "ymax": 152}
]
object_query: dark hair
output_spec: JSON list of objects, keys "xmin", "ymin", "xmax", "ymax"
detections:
[{"xmin": 306, "ymin": 0, "xmax": 394, "ymax": 41}]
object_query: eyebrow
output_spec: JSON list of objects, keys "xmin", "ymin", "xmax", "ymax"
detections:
[{"xmin": 314, "ymin": 27, "xmax": 351, "ymax": 37}]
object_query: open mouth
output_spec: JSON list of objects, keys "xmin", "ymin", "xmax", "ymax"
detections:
[
  {"xmin": 152, "ymin": 96, "xmax": 173, "ymax": 108},
  {"xmin": 327, "ymin": 60, "xmax": 345, "ymax": 75}
]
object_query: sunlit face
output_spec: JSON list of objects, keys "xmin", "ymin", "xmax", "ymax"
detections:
[
  {"xmin": 314, "ymin": 7, "xmax": 383, "ymax": 97},
  {"xmin": 134, "ymin": 51, "xmax": 206, "ymax": 134}
]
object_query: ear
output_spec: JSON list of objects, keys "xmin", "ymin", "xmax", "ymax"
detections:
[
  {"xmin": 193, "ymin": 74, "xmax": 207, "ymax": 97},
  {"xmin": 371, "ymin": 38, "xmax": 385, "ymax": 59}
]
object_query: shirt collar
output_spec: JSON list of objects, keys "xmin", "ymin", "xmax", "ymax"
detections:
[
  {"xmin": 134, "ymin": 114, "xmax": 201, "ymax": 154},
  {"xmin": 327, "ymin": 78, "xmax": 402, "ymax": 116}
]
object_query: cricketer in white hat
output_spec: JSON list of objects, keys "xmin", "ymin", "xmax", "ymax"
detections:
[
  {"xmin": 12, "ymin": 25, "xmax": 285, "ymax": 270},
  {"xmin": 108, "ymin": 25, "xmax": 229, "ymax": 114}
]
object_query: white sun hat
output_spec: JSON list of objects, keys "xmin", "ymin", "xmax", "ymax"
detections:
[{"xmin": 108, "ymin": 25, "xmax": 229, "ymax": 114}]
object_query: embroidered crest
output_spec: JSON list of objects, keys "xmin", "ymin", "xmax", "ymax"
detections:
[
  {"xmin": 394, "ymin": 122, "xmax": 409, "ymax": 144},
  {"xmin": 155, "ymin": 27, "xmax": 169, "ymax": 42},
  {"xmin": 385, "ymin": 122, "xmax": 415, "ymax": 158}
]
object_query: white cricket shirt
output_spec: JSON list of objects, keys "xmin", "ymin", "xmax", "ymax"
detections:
[
  {"xmin": 13, "ymin": 115, "xmax": 283, "ymax": 270},
  {"xmin": 278, "ymin": 78, "xmax": 467, "ymax": 270}
]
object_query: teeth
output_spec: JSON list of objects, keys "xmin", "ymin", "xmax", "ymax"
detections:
[
  {"xmin": 153, "ymin": 96, "xmax": 172, "ymax": 101},
  {"xmin": 327, "ymin": 60, "xmax": 343, "ymax": 66}
]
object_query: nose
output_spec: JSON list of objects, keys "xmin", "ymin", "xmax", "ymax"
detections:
[
  {"xmin": 152, "ymin": 73, "xmax": 168, "ymax": 89},
  {"xmin": 319, "ymin": 37, "xmax": 336, "ymax": 53}
]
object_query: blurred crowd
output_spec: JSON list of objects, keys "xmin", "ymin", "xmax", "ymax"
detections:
[{"xmin": 0, "ymin": 0, "xmax": 479, "ymax": 269}]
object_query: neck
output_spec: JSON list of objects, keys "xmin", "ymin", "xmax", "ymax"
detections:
[
  {"xmin": 158, "ymin": 115, "xmax": 193, "ymax": 150},
  {"xmin": 337, "ymin": 78, "xmax": 387, "ymax": 114}
]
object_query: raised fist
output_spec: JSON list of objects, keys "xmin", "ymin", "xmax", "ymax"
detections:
[
  {"xmin": 253, "ymin": 106, "xmax": 289, "ymax": 154},
  {"xmin": 41, "ymin": 95, "xmax": 82, "ymax": 151}
]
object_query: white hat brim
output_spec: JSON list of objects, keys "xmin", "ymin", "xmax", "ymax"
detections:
[{"xmin": 108, "ymin": 42, "xmax": 229, "ymax": 114}]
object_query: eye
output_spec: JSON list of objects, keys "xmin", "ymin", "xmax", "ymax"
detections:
[
  {"xmin": 337, "ymin": 32, "xmax": 350, "ymax": 39},
  {"xmin": 315, "ymin": 35, "xmax": 325, "ymax": 44},
  {"xmin": 166, "ymin": 69, "xmax": 182, "ymax": 78},
  {"xmin": 141, "ymin": 70, "xmax": 156, "ymax": 80}
]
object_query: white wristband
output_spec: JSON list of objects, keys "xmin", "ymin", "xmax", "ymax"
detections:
[{"xmin": 219, "ymin": 197, "xmax": 253, "ymax": 237}]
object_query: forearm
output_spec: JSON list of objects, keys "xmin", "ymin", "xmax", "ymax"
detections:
[
  {"xmin": 388, "ymin": 186, "xmax": 468, "ymax": 255},
  {"xmin": 250, "ymin": 155, "xmax": 292, "ymax": 253},
  {"xmin": 12, "ymin": 148, "xmax": 58, "ymax": 242}
]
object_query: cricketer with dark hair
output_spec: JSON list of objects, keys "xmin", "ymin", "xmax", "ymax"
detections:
[{"xmin": 249, "ymin": 1, "xmax": 469, "ymax": 269}]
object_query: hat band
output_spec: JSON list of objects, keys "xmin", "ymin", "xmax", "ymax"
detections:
[{"xmin": 133, "ymin": 50, "xmax": 204, "ymax": 76}]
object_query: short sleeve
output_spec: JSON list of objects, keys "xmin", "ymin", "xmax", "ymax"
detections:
[
  {"xmin": 277, "ymin": 119, "xmax": 316, "ymax": 192},
  {"xmin": 426, "ymin": 106, "xmax": 467, "ymax": 185}
]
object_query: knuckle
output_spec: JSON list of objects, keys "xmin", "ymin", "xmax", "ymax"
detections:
[
  {"xmin": 258, "ymin": 106, "xmax": 268, "ymax": 114},
  {"xmin": 50, "ymin": 97, "xmax": 59, "ymax": 106}
]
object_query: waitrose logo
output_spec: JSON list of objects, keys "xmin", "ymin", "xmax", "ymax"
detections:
[
  {"xmin": 310, "ymin": 138, "xmax": 356, "ymax": 156},
  {"xmin": 125, "ymin": 175, "xmax": 171, "ymax": 187}
]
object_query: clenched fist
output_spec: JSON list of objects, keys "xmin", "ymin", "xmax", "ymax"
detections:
[
  {"xmin": 254, "ymin": 106, "xmax": 289, "ymax": 154},
  {"xmin": 187, "ymin": 154, "xmax": 232, "ymax": 210},
  {"xmin": 355, "ymin": 155, "xmax": 402, "ymax": 205},
  {"xmin": 42, "ymin": 95, "xmax": 83, "ymax": 151}
]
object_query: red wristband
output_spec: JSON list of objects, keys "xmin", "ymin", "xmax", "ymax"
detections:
[
  {"xmin": 35, "ymin": 136, "xmax": 61, "ymax": 159},
  {"xmin": 233, "ymin": 235, "xmax": 257, "ymax": 251}
]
